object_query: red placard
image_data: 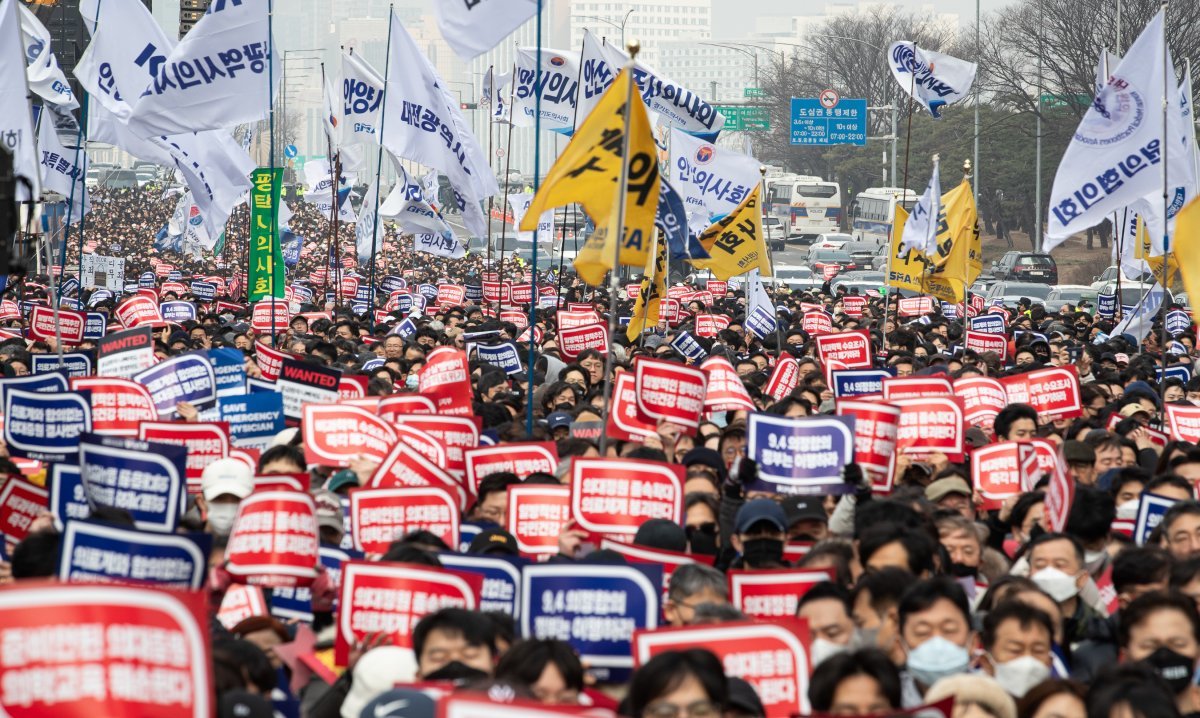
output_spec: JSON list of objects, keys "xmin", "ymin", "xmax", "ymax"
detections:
[
  {"xmin": 336, "ymin": 561, "xmax": 481, "ymax": 664},
  {"xmin": 115, "ymin": 294, "xmax": 163, "ymax": 327},
  {"xmin": 729, "ymin": 568, "xmax": 834, "ymax": 619},
  {"xmin": 378, "ymin": 393, "xmax": 438, "ymax": 420},
  {"xmin": 225, "ymin": 491, "xmax": 320, "ymax": 587},
  {"xmin": 694, "ymin": 313, "xmax": 731, "ymax": 338},
  {"xmin": 508, "ymin": 284, "xmax": 533, "ymax": 305},
  {"xmin": 892, "ymin": 396, "xmax": 965, "ymax": 460},
  {"xmin": 570, "ymin": 458, "xmax": 683, "ymax": 538},
  {"xmin": 559, "ymin": 323, "xmax": 608, "ymax": 361},
  {"xmin": 700, "ymin": 356, "xmax": 756, "ymax": 414},
  {"xmin": 0, "ymin": 582, "xmax": 212, "ymax": 718},
  {"xmin": 350, "ymin": 486, "xmax": 459, "ymax": 554},
  {"xmin": 392, "ymin": 415, "xmax": 480, "ymax": 478},
  {"xmin": 801, "ymin": 311, "xmax": 832, "ymax": 335},
  {"xmin": 836, "ymin": 399, "xmax": 901, "ymax": 494},
  {"xmin": 972, "ymin": 442, "xmax": 1031, "ymax": 509},
  {"xmin": 302, "ymin": 404, "xmax": 397, "ymax": 466},
  {"xmin": 626, "ymin": 283, "xmax": 641, "ymax": 299},
  {"xmin": 437, "ymin": 284, "xmax": 467, "ymax": 306},
  {"xmin": 681, "ymin": 290, "xmax": 714, "ymax": 307},
  {"xmin": 368, "ymin": 439, "xmax": 465, "ymax": 510},
  {"xmin": 606, "ymin": 372, "xmax": 657, "ymax": 441},
  {"xmin": 764, "ymin": 355, "xmax": 800, "ymax": 402},
  {"xmin": 499, "ymin": 309, "xmax": 527, "ymax": 329},
  {"xmin": 706, "ymin": 279, "xmax": 728, "ymax": 296},
  {"xmin": 898, "ymin": 296, "xmax": 935, "ymax": 317},
  {"xmin": 252, "ymin": 474, "xmax": 306, "ymax": 493},
  {"xmin": 340, "ymin": 276, "xmax": 359, "ymax": 298},
  {"xmin": 506, "ymin": 485, "xmax": 572, "ymax": 556},
  {"xmin": 1001, "ymin": 366, "xmax": 1082, "ymax": 421},
  {"xmin": 1167, "ymin": 404, "xmax": 1200, "ymax": 443},
  {"xmin": 254, "ymin": 341, "xmax": 296, "ymax": 382},
  {"xmin": 418, "ymin": 348, "xmax": 473, "ymax": 416},
  {"xmin": 138, "ymin": 421, "xmax": 231, "ymax": 494},
  {"xmin": 558, "ymin": 309, "xmax": 602, "ymax": 330},
  {"xmin": 71, "ymin": 377, "xmax": 158, "ymax": 436},
  {"xmin": 954, "ymin": 376, "xmax": 1007, "ymax": 435},
  {"xmin": 660, "ymin": 297, "xmax": 681, "ymax": 325},
  {"xmin": 634, "ymin": 358, "xmax": 707, "ymax": 430},
  {"xmin": 964, "ymin": 330, "xmax": 1008, "ymax": 359},
  {"xmin": 881, "ymin": 375, "xmax": 954, "ymax": 400},
  {"xmin": 841, "ymin": 295, "xmax": 867, "ymax": 317},
  {"xmin": 160, "ymin": 281, "xmax": 187, "ymax": 296},
  {"xmin": 814, "ymin": 330, "xmax": 871, "ymax": 369},
  {"xmin": 0, "ymin": 477, "xmax": 48, "ymax": 549},
  {"xmin": 339, "ymin": 376, "xmax": 369, "ymax": 399},
  {"xmin": 0, "ymin": 299, "xmax": 19, "ymax": 321},
  {"xmin": 482, "ymin": 281, "xmax": 508, "ymax": 303},
  {"xmin": 394, "ymin": 423, "xmax": 447, "ymax": 468},
  {"xmin": 29, "ymin": 305, "xmax": 85, "ymax": 345},
  {"xmin": 1045, "ymin": 447, "xmax": 1074, "ymax": 532},
  {"xmin": 634, "ymin": 620, "xmax": 812, "ymax": 718},
  {"xmin": 251, "ymin": 299, "xmax": 291, "ymax": 333},
  {"xmin": 666, "ymin": 285, "xmax": 690, "ymax": 300},
  {"xmin": 464, "ymin": 442, "xmax": 558, "ymax": 491},
  {"xmin": 217, "ymin": 583, "xmax": 268, "ymax": 630}
]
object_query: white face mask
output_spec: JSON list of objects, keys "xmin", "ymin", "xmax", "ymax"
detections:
[
  {"xmin": 206, "ymin": 503, "xmax": 239, "ymax": 535},
  {"xmin": 809, "ymin": 637, "xmax": 849, "ymax": 667},
  {"xmin": 990, "ymin": 654, "xmax": 1051, "ymax": 698},
  {"xmin": 1032, "ymin": 566, "xmax": 1081, "ymax": 603},
  {"xmin": 1116, "ymin": 500, "xmax": 1139, "ymax": 520}
]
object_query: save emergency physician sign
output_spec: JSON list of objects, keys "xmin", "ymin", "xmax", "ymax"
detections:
[{"xmin": 0, "ymin": 581, "xmax": 212, "ymax": 718}]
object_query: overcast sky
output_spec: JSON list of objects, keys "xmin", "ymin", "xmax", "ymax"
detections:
[{"xmin": 713, "ymin": 0, "xmax": 1016, "ymax": 35}]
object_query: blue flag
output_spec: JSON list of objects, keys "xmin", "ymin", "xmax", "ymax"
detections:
[{"xmin": 657, "ymin": 178, "xmax": 708, "ymax": 260}]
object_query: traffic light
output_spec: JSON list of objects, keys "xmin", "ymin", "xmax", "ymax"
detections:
[{"xmin": 460, "ymin": 102, "xmax": 478, "ymax": 110}]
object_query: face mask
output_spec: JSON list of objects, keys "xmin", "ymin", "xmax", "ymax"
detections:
[
  {"xmin": 947, "ymin": 561, "xmax": 978, "ymax": 578},
  {"xmin": 405, "ymin": 375, "xmax": 419, "ymax": 390},
  {"xmin": 1144, "ymin": 646, "xmax": 1196, "ymax": 695},
  {"xmin": 809, "ymin": 638, "xmax": 848, "ymax": 667},
  {"xmin": 741, "ymin": 537, "xmax": 783, "ymax": 567},
  {"xmin": 906, "ymin": 636, "xmax": 970, "ymax": 686},
  {"xmin": 686, "ymin": 527, "xmax": 719, "ymax": 556},
  {"xmin": 206, "ymin": 503, "xmax": 238, "ymax": 535},
  {"xmin": 1116, "ymin": 500, "xmax": 1139, "ymax": 520},
  {"xmin": 1031, "ymin": 567, "xmax": 1081, "ymax": 603},
  {"xmin": 1084, "ymin": 549, "xmax": 1109, "ymax": 574},
  {"xmin": 990, "ymin": 654, "xmax": 1050, "ymax": 698}
]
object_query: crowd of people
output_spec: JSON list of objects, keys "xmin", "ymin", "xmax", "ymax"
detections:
[{"xmin": 4, "ymin": 180, "xmax": 1200, "ymax": 718}]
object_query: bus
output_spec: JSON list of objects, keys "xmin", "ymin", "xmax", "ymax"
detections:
[
  {"xmin": 850, "ymin": 187, "xmax": 918, "ymax": 245},
  {"xmin": 766, "ymin": 175, "xmax": 843, "ymax": 241}
]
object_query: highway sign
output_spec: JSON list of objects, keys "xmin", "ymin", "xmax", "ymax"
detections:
[
  {"xmin": 790, "ymin": 97, "xmax": 867, "ymax": 146},
  {"xmin": 744, "ymin": 87, "xmax": 766, "ymax": 99},
  {"xmin": 715, "ymin": 105, "xmax": 770, "ymax": 132}
]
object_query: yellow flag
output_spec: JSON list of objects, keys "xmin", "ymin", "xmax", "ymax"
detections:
[
  {"xmin": 626, "ymin": 231, "xmax": 667, "ymax": 341},
  {"xmin": 519, "ymin": 68, "xmax": 660, "ymax": 285},
  {"xmin": 1174, "ymin": 198, "xmax": 1200, "ymax": 325},
  {"xmin": 692, "ymin": 185, "xmax": 771, "ymax": 281},
  {"xmin": 887, "ymin": 181, "xmax": 980, "ymax": 302},
  {"xmin": 1135, "ymin": 216, "xmax": 1181, "ymax": 287},
  {"xmin": 888, "ymin": 204, "xmax": 930, "ymax": 292}
]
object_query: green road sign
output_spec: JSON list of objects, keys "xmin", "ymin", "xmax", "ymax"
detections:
[
  {"xmin": 744, "ymin": 87, "xmax": 766, "ymax": 99},
  {"xmin": 1039, "ymin": 93, "xmax": 1091, "ymax": 109},
  {"xmin": 716, "ymin": 105, "xmax": 770, "ymax": 132}
]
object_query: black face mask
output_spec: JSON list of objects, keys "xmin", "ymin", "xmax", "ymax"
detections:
[
  {"xmin": 947, "ymin": 561, "xmax": 978, "ymax": 578},
  {"xmin": 1145, "ymin": 647, "xmax": 1195, "ymax": 694},
  {"xmin": 686, "ymin": 526, "xmax": 719, "ymax": 556},
  {"xmin": 741, "ymin": 537, "xmax": 784, "ymax": 567}
]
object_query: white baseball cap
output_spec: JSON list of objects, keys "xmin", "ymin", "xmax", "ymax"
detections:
[
  {"xmin": 200, "ymin": 458, "xmax": 253, "ymax": 502},
  {"xmin": 340, "ymin": 647, "xmax": 418, "ymax": 718}
]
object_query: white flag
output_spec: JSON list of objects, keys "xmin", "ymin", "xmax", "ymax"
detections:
[
  {"xmin": 421, "ymin": 170, "xmax": 439, "ymax": 206},
  {"xmin": 1045, "ymin": 11, "xmax": 1176, "ymax": 250},
  {"xmin": 433, "ymin": 0, "xmax": 538, "ymax": 61},
  {"xmin": 598, "ymin": 41, "xmax": 725, "ymax": 141},
  {"xmin": 508, "ymin": 193, "xmax": 554, "ymax": 244},
  {"xmin": 126, "ymin": 0, "xmax": 279, "ymax": 138},
  {"xmin": 341, "ymin": 51, "xmax": 385, "ymax": 146},
  {"xmin": 166, "ymin": 191, "xmax": 215, "ymax": 252},
  {"xmin": 1131, "ymin": 65, "xmax": 1200, "ymax": 252},
  {"xmin": 1111, "ymin": 283, "xmax": 1164, "ymax": 341},
  {"xmin": 380, "ymin": 165, "xmax": 455, "ymax": 236},
  {"xmin": 0, "ymin": 0, "xmax": 39, "ymax": 202},
  {"xmin": 381, "ymin": 15, "xmax": 498, "ymax": 206},
  {"xmin": 482, "ymin": 66, "xmax": 512, "ymax": 122},
  {"xmin": 746, "ymin": 269, "xmax": 777, "ymax": 339},
  {"xmin": 576, "ymin": 30, "xmax": 616, "ymax": 130},
  {"xmin": 37, "ymin": 111, "xmax": 89, "ymax": 220},
  {"xmin": 305, "ymin": 190, "xmax": 357, "ymax": 224},
  {"xmin": 888, "ymin": 42, "xmax": 977, "ymax": 119},
  {"xmin": 669, "ymin": 127, "xmax": 761, "ymax": 235},
  {"xmin": 356, "ymin": 180, "xmax": 382, "ymax": 262},
  {"xmin": 323, "ymin": 69, "xmax": 342, "ymax": 149},
  {"xmin": 901, "ymin": 158, "xmax": 942, "ymax": 256},
  {"xmin": 512, "ymin": 47, "xmax": 580, "ymax": 132},
  {"xmin": 17, "ymin": 3, "xmax": 77, "ymax": 109},
  {"xmin": 414, "ymin": 230, "xmax": 467, "ymax": 259}
]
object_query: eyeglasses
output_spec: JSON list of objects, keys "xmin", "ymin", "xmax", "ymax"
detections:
[
  {"xmin": 687, "ymin": 522, "xmax": 718, "ymax": 535},
  {"xmin": 643, "ymin": 701, "xmax": 720, "ymax": 718}
]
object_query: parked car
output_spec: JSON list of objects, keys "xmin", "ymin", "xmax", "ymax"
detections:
[
  {"xmin": 809, "ymin": 232, "xmax": 853, "ymax": 250},
  {"xmin": 989, "ymin": 251, "xmax": 1059, "ymax": 284},
  {"xmin": 1089, "ymin": 264, "xmax": 1156, "ymax": 291},
  {"xmin": 841, "ymin": 240, "xmax": 885, "ymax": 266},
  {"xmin": 806, "ymin": 248, "xmax": 857, "ymax": 273},
  {"xmin": 772, "ymin": 265, "xmax": 823, "ymax": 291},
  {"xmin": 1096, "ymin": 281, "xmax": 1173, "ymax": 308},
  {"xmin": 830, "ymin": 270, "xmax": 885, "ymax": 293},
  {"xmin": 983, "ymin": 281, "xmax": 1055, "ymax": 306},
  {"xmin": 1043, "ymin": 284, "xmax": 1095, "ymax": 313},
  {"xmin": 764, "ymin": 216, "xmax": 786, "ymax": 252}
]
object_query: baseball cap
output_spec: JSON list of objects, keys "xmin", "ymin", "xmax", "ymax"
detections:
[
  {"xmin": 781, "ymin": 495, "xmax": 826, "ymax": 526},
  {"xmin": 1114, "ymin": 352, "xmax": 1130, "ymax": 365},
  {"xmin": 1063, "ymin": 440, "xmax": 1096, "ymax": 465},
  {"xmin": 200, "ymin": 458, "xmax": 253, "ymax": 503},
  {"xmin": 327, "ymin": 469, "xmax": 360, "ymax": 493},
  {"xmin": 468, "ymin": 528, "xmax": 519, "ymax": 556},
  {"xmin": 633, "ymin": 518, "xmax": 688, "ymax": 553},
  {"xmin": 1119, "ymin": 403, "xmax": 1149, "ymax": 419},
  {"xmin": 220, "ymin": 691, "xmax": 273, "ymax": 718},
  {"xmin": 546, "ymin": 411, "xmax": 573, "ymax": 431},
  {"xmin": 359, "ymin": 689, "xmax": 436, "ymax": 718},
  {"xmin": 312, "ymin": 489, "xmax": 344, "ymax": 533},
  {"xmin": 340, "ymin": 647, "xmax": 419, "ymax": 718},
  {"xmin": 734, "ymin": 498, "xmax": 787, "ymax": 534},
  {"xmin": 925, "ymin": 477, "xmax": 972, "ymax": 503}
]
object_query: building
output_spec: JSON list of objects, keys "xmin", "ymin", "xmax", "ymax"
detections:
[
  {"xmin": 22, "ymin": 0, "xmax": 153, "ymax": 101},
  {"xmin": 179, "ymin": 0, "xmax": 207, "ymax": 36},
  {"xmin": 657, "ymin": 40, "xmax": 770, "ymax": 105},
  {"xmin": 561, "ymin": 0, "xmax": 713, "ymax": 68}
]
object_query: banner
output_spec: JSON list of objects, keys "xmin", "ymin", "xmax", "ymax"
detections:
[
  {"xmin": 729, "ymin": 567, "xmax": 833, "ymax": 619},
  {"xmin": 560, "ymin": 323, "xmax": 609, "ymax": 361},
  {"xmin": 392, "ymin": 415, "xmax": 480, "ymax": 479},
  {"xmin": 836, "ymin": 399, "xmax": 901, "ymax": 493},
  {"xmin": 669, "ymin": 127, "xmax": 760, "ymax": 235},
  {"xmin": 512, "ymin": 47, "xmax": 580, "ymax": 132},
  {"xmin": 249, "ymin": 167, "xmax": 285, "ymax": 302},
  {"xmin": 79, "ymin": 433, "xmax": 187, "ymax": 533},
  {"xmin": 0, "ymin": 477, "xmax": 48, "ymax": 549},
  {"xmin": 57, "ymin": 519, "xmax": 209, "ymax": 589},
  {"xmin": 464, "ymin": 443, "xmax": 558, "ymax": 491},
  {"xmin": 29, "ymin": 305, "xmax": 85, "ymax": 345},
  {"xmin": 70, "ymin": 377, "xmax": 157, "ymax": 436},
  {"xmin": 350, "ymin": 486, "xmax": 460, "ymax": 554},
  {"xmin": 633, "ymin": 358, "xmax": 706, "ymax": 431},
  {"xmin": 31, "ymin": 353, "xmax": 92, "ymax": 379},
  {"xmin": 597, "ymin": 42, "xmax": 726, "ymax": 141},
  {"xmin": 133, "ymin": 353, "xmax": 217, "ymax": 417},
  {"xmin": 96, "ymin": 327, "xmax": 155, "ymax": 379},
  {"xmin": 747, "ymin": 414, "xmax": 856, "ymax": 494},
  {"xmin": 830, "ymin": 369, "xmax": 889, "ymax": 398},
  {"xmin": 964, "ymin": 329, "xmax": 1008, "ymax": 359},
  {"xmin": 814, "ymin": 330, "xmax": 871, "ymax": 369},
  {"xmin": 700, "ymin": 356, "xmax": 756, "ymax": 413},
  {"xmin": 1000, "ymin": 366, "xmax": 1082, "ymax": 421},
  {"xmin": 892, "ymin": 396, "xmax": 965, "ymax": 460},
  {"xmin": 693, "ymin": 185, "xmax": 770, "ymax": 281},
  {"xmin": 506, "ymin": 485, "xmax": 571, "ymax": 555},
  {"xmin": 570, "ymin": 458, "xmax": 683, "ymax": 538},
  {"xmin": 302, "ymin": 404, "xmax": 396, "ymax": 466},
  {"xmin": 418, "ymin": 348, "xmax": 473, "ymax": 416},
  {"xmin": 225, "ymin": 491, "xmax": 320, "ymax": 587},
  {"xmin": 764, "ymin": 355, "xmax": 800, "ymax": 402}
]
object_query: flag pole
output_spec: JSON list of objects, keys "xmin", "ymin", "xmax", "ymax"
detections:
[
  {"xmin": 761, "ymin": 166, "xmax": 782, "ymax": 359},
  {"xmin": 267, "ymin": 0, "xmax": 279, "ymax": 347},
  {"xmin": 962, "ymin": 158, "xmax": 972, "ymax": 341},
  {"xmin": 496, "ymin": 60, "xmax": 518, "ymax": 308},
  {"xmin": 368, "ymin": 6, "xmax": 395, "ymax": 312},
  {"xmin": 320, "ymin": 61, "xmax": 338, "ymax": 308},
  {"xmin": 525, "ymin": 0, "xmax": 545, "ymax": 436},
  {"xmin": 599, "ymin": 43, "xmax": 640, "ymax": 457},
  {"xmin": 1158, "ymin": 0, "xmax": 1170, "ymax": 411},
  {"xmin": 485, "ymin": 64, "xmax": 496, "ymax": 286}
]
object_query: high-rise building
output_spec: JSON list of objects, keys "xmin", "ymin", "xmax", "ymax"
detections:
[
  {"xmin": 563, "ymin": 0, "xmax": 713, "ymax": 68},
  {"xmin": 179, "ymin": 0, "xmax": 208, "ymax": 37}
]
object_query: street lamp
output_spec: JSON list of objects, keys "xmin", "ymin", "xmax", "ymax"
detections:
[{"xmin": 576, "ymin": 9, "xmax": 635, "ymax": 46}]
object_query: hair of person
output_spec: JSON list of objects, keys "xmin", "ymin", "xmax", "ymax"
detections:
[
  {"xmin": 412, "ymin": 608, "xmax": 498, "ymax": 660},
  {"xmin": 1170, "ymin": 556, "xmax": 1200, "ymax": 590},
  {"xmin": 10, "ymin": 530, "xmax": 60, "ymax": 579},
  {"xmin": 1064, "ymin": 486, "xmax": 1116, "ymax": 544},
  {"xmin": 807, "ymin": 649, "xmax": 902, "ymax": 713},
  {"xmin": 1117, "ymin": 590, "xmax": 1200, "ymax": 649},
  {"xmin": 796, "ymin": 580, "xmax": 852, "ymax": 615},
  {"xmin": 897, "ymin": 576, "xmax": 971, "ymax": 633},
  {"xmin": 980, "ymin": 600, "xmax": 1054, "ymax": 651},
  {"xmin": 853, "ymin": 498, "xmax": 927, "ymax": 537},
  {"xmin": 626, "ymin": 649, "xmax": 727, "ymax": 718},
  {"xmin": 851, "ymin": 566, "xmax": 914, "ymax": 616},
  {"xmin": 211, "ymin": 639, "xmax": 276, "ymax": 695},
  {"xmin": 494, "ymin": 639, "xmax": 585, "ymax": 693},
  {"xmin": 797, "ymin": 538, "xmax": 856, "ymax": 587},
  {"xmin": 857, "ymin": 522, "xmax": 937, "ymax": 576},
  {"xmin": 475, "ymin": 472, "xmax": 521, "ymax": 504},
  {"xmin": 1162, "ymin": 500, "xmax": 1200, "ymax": 536},
  {"xmin": 257, "ymin": 443, "xmax": 305, "ymax": 472},
  {"xmin": 668, "ymin": 563, "xmax": 729, "ymax": 604},
  {"xmin": 380, "ymin": 542, "xmax": 443, "ymax": 566},
  {"xmin": 1112, "ymin": 545, "xmax": 1172, "ymax": 594},
  {"xmin": 1008, "ymin": 491, "xmax": 1046, "ymax": 531},
  {"xmin": 1085, "ymin": 663, "xmax": 1183, "ymax": 718},
  {"xmin": 690, "ymin": 602, "xmax": 747, "ymax": 623},
  {"xmin": 1146, "ymin": 474, "xmax": 1195, "ymax": 499},
  {"xmin": 1109, "ymin": 468, "xmax": 1152, "ymax": 500},
  {"xmin": 994, "ymin": 403, "xmax": 1038, "ymax": 439},
  {"xmin": 1025, "ymin": 532, "xmax": 1085, "ymax": 567}
]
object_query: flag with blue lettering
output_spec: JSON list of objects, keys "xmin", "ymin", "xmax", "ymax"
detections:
[
  {"xmin": 0, "ymin": 0, "xmax": 40, "ymax": 202},
  {"xmin": 355, "ymin": 180, "xmax": 381, "ymax": 262},
  {"xmin": 596, "ymin": 43, "xmax": 725, "ymax": 142},
  {"xmin": 17, "ymin": 2, "xmax": 77, "ymax": 109},
  {"xmin": 657, "ymin": 177, "xmax": 708, "ymax": 260},
  {"xmin": 1111, "ymin": 283, "xmax": 1164, "ymax": 342},
  {"xmin": 888, "ymin": 41, "xmax": 977, "ymax": 119},
  {"xmin": 434, "ymin": 0, "xmax": 538, "ymax": 61},
  {"xmin": 380, "ymin": 164, "xmax": 457, "ymax": 238},
  {"xmin": 513, "ymin": 47, "xmax": 579, "ymax": 134},
  {"xmin": 341, "ymin": 50, "xmax": 385, "ymax": 145},
  {"xmin": 670, "ymin": 128, "xmax": 760, "ymax": 236},
  {"xmin": 37, "ymin": 113, "xmax": 89, "ymax": 220}
]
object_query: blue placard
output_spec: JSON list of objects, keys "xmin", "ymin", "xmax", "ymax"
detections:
[
  {"xmin": 746, "ymin": 305, "xmax": 778, "ymax": 340},
  {"xmin": 747, "ymin": 413, "xmax": 857, "ymax": 494},
  {"xmin": 167, "ymin": 271, "xmax": 182, "ymax": 282},
  {"xmin": 393, "ymin": 294, "xmax": 414, "ymax": 314},
  {"xmin": 87, "ymin": 289, "xmax": 113, "ymax": 307},
  {"xmin": 139, "ymin": 271, "xmax": 156, "ymax": 289},
  {"xmin": 790, "ymin": 97, "xmax": 867, "ymax": 146},
  {"xmin": 57, "ymin": 520, "xmax": 210, "ymax": 589},
  {"xmin": 418, "ymin": 283, "xmax": 438, "ymax": 301},
  {"xmin": 207, "ymin": 347, "xmax": 248, "ymax": 397},
  {"xmin": 133, "ymin": 352, "xmax": 218, "ymax": 415},
  {"xmin": 458, "ymin": 522, "xmax": 483, "ymax": 553},
  {"xmin": 220, "ymin": 391, "xmax": 285, "ymax": 449},
  {"xmin": 392, "ymin": 317, "xmax": 418, "ymax": 339},
  {"xmin": 1157, "ymin": 364, "xmax": 1192, "ymax": 383},
  {"xmin": 31, "ymin": 353, "xmax": 92, "ymax": 378},
  {"xmin": 59, "ymin": 297, "xmax": 84, "ymax": 311},
  {"xmin": 670, "ymin": 331, "xmax": 707, "ymax": 362},
  {"xmin": 271, "ymin": 544, "xmax": 363, "ymax": 621},
  {"xmin": 465, "ymin": 284, "xmax": 483, "ymax": 302},
  {"xmin": 84, "ymin": 312, "xmax": 107, "ymax": 340},
  {"xmin": 1167, "ymin": 310, "xmax": 1192, "ymax": 336},
  {"xmin": 1012, "ymin": 330, "xmax": 1047, "ymax": 344},
  {"xmin": 351, "ymin": 302, "xmax": 368, "ymax": 316},
  {"xmin": 521, "ymin": 563, "xmax": 662, "ymax": 682},
  {"xmin": 440, "ymin": 553, "xmax": 525, "ymax": 617},
  {"xmin": 247, "ymin": 377, "xmax": 278, "ymax": 393},
  {"xmin": 969, "ymin": 314, "xmax": 1007, "ymax": 335},
  {"xmin": 0, "ymin": 372, "xmax": 68, "ymax": 406},
  {"xmin": 1135, "ymin": 492, "xmax": 1178, "ymax": 545},
  {"xmin": 78, "ymin": 433, "xmax": 187, "ymax": 533},
  {"xmin": 831, "ymin": 369, "xmax": 892, "ymax": 398},
  {"xmin": 60, "ymin": 277, "xmax": 80, "ymax": 297},
  {"xmin": 1098, "ymin": 292, "xmax": 1116, "ymax": 319},
  {"xmin": 191, "ymin": 281, "xmax": 217, "ymax": 301},
  {"xmin": 354, "ymin": 285, "xmax": 375, "ymax": 304},
  {"xmin": 362, "ymin": 358, "xmax": 384, "ymax": 371},
  {"xmin": 3, "ymin": 389, "xmax": 89, "ymax": 463},
  {"xmin": 160, "ymin": 300, "xmax": 197, "ymax": 323},
  {"xmin": 381, "ymin": 275, "xmax": 406, "ymax": 293},
  {"xmin": 49, "ymin": 464, "xmax": 87, "ymax": 530},
  {"xmin": 291, "ymin": 284, "xmax": 314, "ymax": 304},
  {"xmin": 476, "ymin": 342, "xmax": 523, "ymax": 375},
  {"xmin": 940, "ymin": 302, "xmax": 960, "ymax": 319}
]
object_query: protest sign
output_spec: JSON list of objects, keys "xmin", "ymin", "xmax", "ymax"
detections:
[
  {"xmin": 969, "ymin": 313, "xmax": 1007, "ymax": 334},
  {"xmin": 83, "ymin": 311, "xmax": 107, "ymax": 340},
  {"xmin": 764, "ymin": 355, "xmax": 800, "ymax": 402},
  {"xmin": 0, "ymin": 582, "xmax": 211, "ymax": 718},
  {"xmin": 225, "ymin": 491, "xmax": 320, "ymax": 587},
  {"xmin": 137, "ymin": 422, "xmax": 231, "ymax": 493},
  {"xmin": 191, "ymin": 280, "xmax": 217, "ymax": 301},
  {"xmin": 830, "ymin": 369, "xmax": 889, "ymax": 398},
  {"xmin": 254, "ymin": 341, "xmax": 295, "ymax": 382},
  {"xmin": 695, "ymin": 313, "xmax": 731, "ymax": 338},
  {"xmin": 437, "ymin": 553, "xmax": 525, "ymax": 617},
  {"xmin": 560, "ymin": 323, "xmax": 609, "ymax": 361},
  {"xmin": 220, "ymin": 392, "xmax": 286, "ymax": 449},
  {"xmin": 506, "ymin": 485, "xmax": 572, "ymax": 555},
  {"xmin": 336, "ymin": 560, "xmax": 481, "ymax": 663},
  {"xmin": 607, "ymin": 372, "xmax": 659, "ymax": 441},
  {"xmin": 79, "ymin": 433, "xmax": 187, "ymax": 533},
  {"xmin": 251, "ymin": 298, "xmax": 291, "ymax": 333},
  {"xmin": 898, "ymin": 296, "xmax": 935, "ymax": 316},
  {"xmin": 700, "ymin": 356, "xmax": 757, "ymax": 413},
  {"xmin": 368, "ymin": 440, "xmax": 465, "ymax": 511},
  {"xmin": 393, "ymin": 415, "xmax": 480, "ymax": 477},
  {"xmin": 96, "ymin": 326, "xmax": 156, "ymax": 378},
  {"xmin": 570, "ymin": 458, "xmax": 684, "ymax": 538},
  {"xmin": 464, "ymin": 442, "xmax": 558, "ymax": 491},
  {"xmin": 302, "ymin": 404, "xmax": 397, "ymax": 466},
  {"xmin": 378, "ymin": 394, "xmax": 438, "ymax": 421},
  {"xmin": 499, "ymin": 309, "xmax": 527, "ymax": 328},
  {"xmin": 835, "ymin": 399, "xmax": 901, "ymax": 493},
  {"xmin": 634, "ymin": 358, "xmax": 707, "ymax": 430},
  {"xmin": 70, "ymin": 377, "xmax": 158, "ymax": 436},
  {"xmin": 599, "ymin": 539, "xmax": 712, "ymax": 603},
  {"xmin": 841, "ymin": 295, "xmax": 867, "ymax": 317},
  {"xmin": 892, "ymin": 396, "xmax": 965, "ymax": 460},
  {"xmin": 801, "ymin": 311, "xmax": 832, "ymax": 335},
  {"xmin": 972, "ymin": 442, "xmax": 1035, "ymax": 509},
  {"xmin": 954, "ymin": 376, "xmax": 1008, "ymax": 435},
  {"xmin": 29, "ymin": 305, "xmax": 85, "ymax": 345},
  {"xmin": 350, "ymin": 487, "xmax": 460, "ymax": 554},
  {"xmin": 3, "ymin": 389, "xmax": 92, "ymax": 462},
  {"xmin": 1044, "ymin": 447, "xmax": 1074, "ymax": 533},
  {"xmin": 394, "ymin": 423, "xmax": 448, "ymax": 467},
  {"xmin": 1001, "ymin": 366, "xmax": 1082, "ymax": 421},
  {"xmin": 160, "ymin": 300, "xmax": 197, "ymax": 324},
  {"xmin": 438, "ymin": 284, "xmax": 468, "ymax": 306},
  {"xmin": 81, "ymin": 253, "xmax": 126, "ymax": 289},
  {"xmin": 31, "ymin": 353, "xmax": 92, "ymax": 378},
  {"xmin": 49, "ymin": 464, "xmax": 87, "ymax": 529},
  {"xmin": 729, "ymin": 568, "xmax": 834, "ymax": 619},
  {"xmin": 747, "ymin": 414, "xmax": 856, "ymax": 495},
  {"xmin": 557, "ymin": 309, "xmax": 603, "ymax": 330},
  {"xmin": 133, "ymin": 352, "xmax": 217, "ymax": 416},
  {"xmin": 115, "ymin": 294, "xmax": 164, "ymax": 327},
  {"xmin": 57, "ymin": 520, "xmax": 209, "ymax": 589},
  {"xmin": 881, "ymin": 375, "xmax": 953, "ymax": 400},
  {"xmin": 1135, "ymin": 493, "xmax": 1179, "ymax": 545},
  {"xmin": 277, "ymin": 359, "xmax": 341, "ymax": 420},
  {"xmin": 670, "ymin": 331, "xmax": 708, "ymax": 363},
  {"xmin": 814, "ymin": 330, "xmax": 871, "ymax": 369},
  {"xmin": 964, "ymin": 329, "xmax": 1008, "ymax": 359},
  {"xmin": 1167, "ymin": 404, "xmax": 1200, "ymax": 443},
  {"xmin": 418, "ymin": 347, "xmax": 473, "ymax": 416},
  {"xmin": 0, "ymin": 477, "xmax": 48, "ymax": 549},
  {"xmin": 522, "ymin": 563, "xmax": 661, "ymax": 682},
  {"xmin": 475, "ymin": 342, "xmax": 523, "ymax": 375}
]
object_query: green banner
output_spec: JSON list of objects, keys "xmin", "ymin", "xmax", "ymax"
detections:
[{"xmin": 249, "ymin": 167, "xmax": 284, "ymax": 302}]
